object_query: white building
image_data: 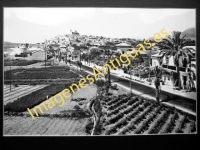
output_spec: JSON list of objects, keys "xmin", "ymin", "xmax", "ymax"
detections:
[{"xmin": 151, "ymin": 48, "xmax": 196, "ymax": 90}]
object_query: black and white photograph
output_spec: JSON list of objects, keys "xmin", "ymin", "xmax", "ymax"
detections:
[{"xmin": 3, "ymin": 7, "xmax": 196, "ymax": 135}]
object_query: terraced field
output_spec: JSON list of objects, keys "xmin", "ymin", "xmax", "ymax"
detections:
[
  {"xmin": 4, "ymin": 85, "xmax": 48, "ymax": 105},
  {"xmin": 3, "ymin": 85, "xmax": 196, "ymax": 135},
  {"xmin": 4, "ymin": 66, "xmax": 79, "ymax": 80},
  {"xmin": 3, "ymin": 84, "xmax": 97, "ymax": 135},
  {"xmin": 100, "ymin": 95, "xmax": 196, "ymax": 135}
]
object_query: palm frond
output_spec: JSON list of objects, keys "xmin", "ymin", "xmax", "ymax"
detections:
[
  {"xmin": 182, "ymin": 48, "xmax": 195, "ymax": 58},
  {"xmin": 162, "ymin": 38, "xmax": 174, "ymax": 47},
  {"xmin": 180, "ymin": 35, "xmax": 186, "ymax": 42},
  {"xmin": 183, "ymin": 52, "xmax": 190, "ymax": 63}
]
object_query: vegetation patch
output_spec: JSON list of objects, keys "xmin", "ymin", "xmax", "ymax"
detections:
[
  {"xmin": 4, "ymin": 59, "xmax": 42, "ymax": 66},
  {"xmin": 4, "ymin": 66, "xmax": 79, "ymax": 79},
  {"xmin": 4, "ymin": 83, "xmax": 72, "ymax": 112},
  {"xmin": 84, "ymin": 94, "xmax": 196, "ymax": 135}
]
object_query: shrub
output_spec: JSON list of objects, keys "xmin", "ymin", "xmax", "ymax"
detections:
[
  {"xmin": 85, "ymin": 119, "xmax": 94, "ymax": 134},
  {"xmin": 14, "ymin": 84, "xmax": 18, "ymax": 87},
  {"xmin": 189, "ymin": 122, "xmax": 196, "ymax": 133},
  {"xmin": 105, "ymin": 125, "xmax": 117, "ymax": 135}
]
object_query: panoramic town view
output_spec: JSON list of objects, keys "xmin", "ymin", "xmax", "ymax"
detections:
[{"xmin": 3, "ymin": 8, "xmax": 196, "ymax": 135}]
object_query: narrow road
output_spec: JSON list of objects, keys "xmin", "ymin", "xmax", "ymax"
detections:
[{"xmin": 71, "ymin": 61, "xmax": 196, "ymax": 114}]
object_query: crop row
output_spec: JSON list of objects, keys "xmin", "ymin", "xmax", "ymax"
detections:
[
  {"xmin": 106, "ymin": 99, "xmax": 146, "ymax": 125},
  {"xmin": 133, "ymin": 104, "xmax": 156, "ymax": 134},
  {"xmin": 107, "ymin": 96, "xmax": 128, "ymax": 107},
  {"xmin": 116, "ymin": 103, "xmax": 156, "ymax": 135},
  {"xmin": 101, "ymin": 91, "xmax": 197, "ymax": 135},
  {"xmin": 107, "ymin": 97, "xmax": 140, "ymax": 117},
  {"xmin": 174, "ymin": 115, "xmax": 189, "ymax": 133},
  {"xmin": 4, "ymin": 60, "xmax": 41, "ymax": 66},
  {"xmin": 124, "ymin": 104, "xmax": 162, "ymax": 134},
  {"xmin": 104, "ymin": 100, "xmax": 152, "ymax": 134},
  {"xmin": 118, "ymin": 104, "xmax": 160, "ymax": 135},
  {"xmin": 147, "ymin": 108, "xmax": 171, "ymax": 134},
  {"xmin": 4, "ymin": 66, "xmax": 78, "ymax": 80},
  {"xmin": 127, "ymin": 103, "xmax": 155, "ymax": 134},
  {"xmin": 4, "ymin": 83, "xmax": 72, "ymax": 112},
  {"xmin": 161, "ymin": 112, "xmax": 179, "ymax": 133}
]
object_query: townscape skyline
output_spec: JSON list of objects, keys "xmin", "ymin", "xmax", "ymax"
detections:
[{"xmin": 4, "ymin": 8, "xmax": 195, "ymax": 43}]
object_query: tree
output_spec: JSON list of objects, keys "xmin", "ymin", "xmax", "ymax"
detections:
[
  {"xmin": 89, "ymin": 48, "xmax": 101, "ymax": 60},
  {"xmin": 67, "ymin": 59, "xmax": 71, "ymax": 65},
  {"xmin": 131, "ymin": 54, "xmax": 144, "ymax": 80},
  {"xmin": 156, "ymin": 31, "xmax": 195, "ymax": 89},
  {"xmin": 81, "ymin": 53, "xmax": 88, "ymax": 61},
  {"xmin": 96, "ymin": 77, "xmax": 107, "ymax": 96},
  {"xmin": 89, "ymin": 77, "xmax": 106, "ymax": 135},
  {"xmin": 25, "ymin": 43, "xmax": 29, "ymax": 49}
]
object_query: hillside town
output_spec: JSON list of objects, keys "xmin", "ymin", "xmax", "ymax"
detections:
[
  {"xmin": 6, "ymin": 29, "xmax": 196, "ymax": 94},
  {"xmin": 4, "ymin": 8, "xmax": 196, "ymax": 136}
]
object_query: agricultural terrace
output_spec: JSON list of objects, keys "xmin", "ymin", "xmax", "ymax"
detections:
[
  {"xmin": 3, "ymin": 58, "xmax": 197, "ymax": 135},
  {"xmin": 90, "ymin": 94, "xmax": 196, "ymax": 135},
  {"xmin": 4, "ymin": 59, "xmax": 42, "ymax": 66},
  {"xmin": 4, "ymin": 66, "xmax": 79, "ymax": 81}
]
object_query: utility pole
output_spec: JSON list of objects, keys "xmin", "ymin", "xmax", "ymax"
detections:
[
  {"xmin": 149, "ymin": 50, "xmax": 152, "ymax": 85},
  {"xmin": 130, "ymin": 58, "xmax": 132, "ymax": 95},
  {"xmin": 45, "ymin": 40, "xmax": 47, "ymax": 68},
  {"xmin": 80, "ymin": 49, "xmax": 82, "ymax": 62},
  {"xmin": 10, "ymin": 60, "xmax": 11, "ymax": 91},
  {"xmin": 139, "ymin": 65, "xmax": 141, "ymax": 81},
  {"xmin": 65, "ymin": 48, "xmax": 68, "ymax": 64},
  {"xmin": 106, "ymin": 49, "xmax": 112, "ymax": 86},
  {"xmin": 29, "ymin": 66, "xmax": 31, "ymax": 84},
  {"xmin": 88, "ymin": 51, "xmax": 90, "ymax": 66}
]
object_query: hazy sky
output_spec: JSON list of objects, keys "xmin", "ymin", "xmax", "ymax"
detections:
[{"xmin": 4, "ymin": 8, "xmax": 195, "ymax": 43}]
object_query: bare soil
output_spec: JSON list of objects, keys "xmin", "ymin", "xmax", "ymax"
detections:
[{"xmin": 4, "ymin": 84, "xmax": 127, "ymax": 135}]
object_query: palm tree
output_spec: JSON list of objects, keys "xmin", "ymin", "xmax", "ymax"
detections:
[{"xmin": 156, "ymin": 31, "xmax": 195, "ymax": 89}]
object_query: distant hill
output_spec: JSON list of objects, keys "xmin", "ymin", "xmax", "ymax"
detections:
[
  {"xmin": 147, "ymin": 27, "xmax": 195, "ymax": 42},
  {"xmin": 4, "ymin": 41, "xmax": 21, "ymax": 49},
  {"xmin": 4, "ymin": 41, "xmax": 39, "ymax": 50},
  {"xmin": 181, "ymin": 27, "xmax": 195, "ymax": 40}
]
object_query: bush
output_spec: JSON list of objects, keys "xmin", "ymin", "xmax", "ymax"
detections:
[
  {"xmin": 74, "ymin": 105, "xmax": 80, "ymax": 110},
  {"xmin": 85, "ymin": 119, "xmax": 94, "ymax": 134},
  {"xmin": 14, "ymin": 84, "xmax": 18, "ymax": 87},
  {"xmin": 77, "ymin": 61, "xmax": 82, "ymax": 66}
]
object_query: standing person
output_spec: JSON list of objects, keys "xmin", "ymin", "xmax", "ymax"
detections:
[
  {"xmin": 186, "ymin": 72, "xmax": 192, "ymax": 92},
  {"xmin": 154, "ymin": 66, "xmax": 161, "ymax": 102},
  {"xmin": 154, "ymin": 76, "xmax": 161, "ymax": 102},
  {"xmin": 88, "ymin": 97, "xmax": 102, "ymax": 135},
  {"xmin": 190, "ymin": 71, "xmax": 195, "ymax": 91}
]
